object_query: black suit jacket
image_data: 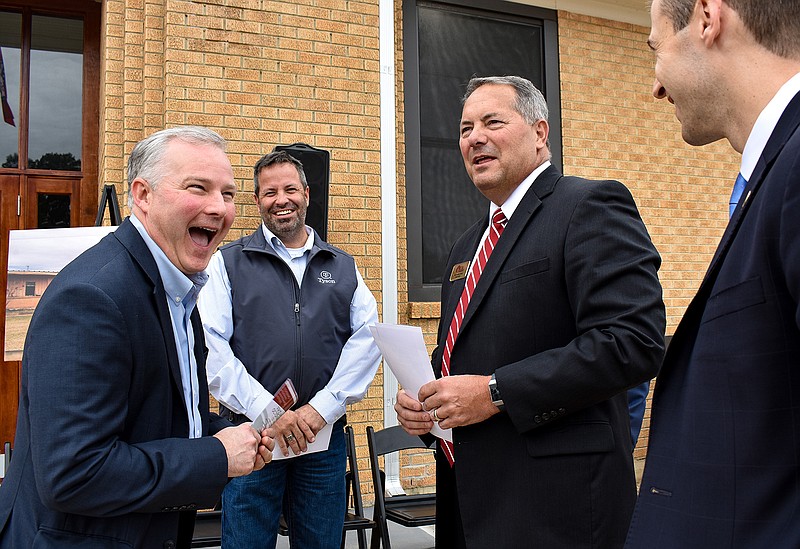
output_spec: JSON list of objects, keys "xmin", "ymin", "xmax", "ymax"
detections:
[
  {"xmin": 0, "ymin": 219, "xmax": 230, "ymax": 549},
  {"xmin": 434, "ymin": 165, "xmax": 665, "ymax": 548},
  {"xmin": 625, "ymin": 93, "xmax": 800, "ymax": 548}
]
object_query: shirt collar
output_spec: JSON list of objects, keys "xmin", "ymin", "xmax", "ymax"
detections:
[
  {"xmin": 490, "ymin": 160, "xmax": 551, "ymax": 221},
  {"xmin": 130, "ymin": 214, "xmax": 207, "ymax": 304},
  {"xmin": 740, "ymin": 71, "xmax": 800, "ymax": 180},
  {"xmin": 261, "ymin": 223, "xmax": 314, "ymax": 255}
]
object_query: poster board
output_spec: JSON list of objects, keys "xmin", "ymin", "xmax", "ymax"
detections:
[{"xmin": 5, "ymin": 226, "xmax": 117, "ymax": 361}]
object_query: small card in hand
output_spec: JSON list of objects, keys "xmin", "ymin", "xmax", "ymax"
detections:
[
  {"xmin": 273, "ymin": 378, "xmax": 298, "ymax": 412},
  {"xmin": 251, "ymin": 378, "xmax": 298, "ymax": 431}
]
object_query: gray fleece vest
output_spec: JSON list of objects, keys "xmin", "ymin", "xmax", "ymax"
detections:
[{"xmin": 220, "ymin": 228, "xmax": 357, "ymax": 406}]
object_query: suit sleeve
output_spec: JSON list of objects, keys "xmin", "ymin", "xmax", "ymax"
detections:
[
  {"xmin": 25, "ymin": 281, "xmax": 228, "ymax": 517},
  {"xmin": 498, "ymin": 179, "xmax": 666, "ymax": 434}
]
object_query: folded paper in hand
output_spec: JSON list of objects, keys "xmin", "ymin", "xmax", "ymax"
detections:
[
  {"xmin": 369, "ymin": 323, "xmax": 452, "ymax": 442},
  {"xmin": 252, "ymin": 378, "xmax": 298, "ymax": 431}
]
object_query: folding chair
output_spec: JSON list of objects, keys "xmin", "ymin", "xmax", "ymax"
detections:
[
  {"xmin": 190, "ymin": 507, "xmax": 222, "ymax": 548},
  {"xmin": 366, "ymin": 425, "xmax": 436, "ymax": 549}
]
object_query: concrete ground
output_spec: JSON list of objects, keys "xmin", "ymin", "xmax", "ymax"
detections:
[
  {"xmin": 276, "ymin": 515, "xmax": 435, "ymax": 549},
  {"xmin": 196, "ymin": 511, "xmax": 434, "ymax": 549}
]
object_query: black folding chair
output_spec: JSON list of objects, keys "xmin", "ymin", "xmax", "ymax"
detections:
[
  {"xmin": 366, "ymin": 425, "xmax": 436, "ymax": 549},
  {"xmin": 190, "ymin": 507, "xmax": 222, "ymax": 548}
]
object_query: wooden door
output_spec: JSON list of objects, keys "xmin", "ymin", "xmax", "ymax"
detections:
[{"xmin": 0, "ymin": 0, "xmax": 100, "ymax": 447}]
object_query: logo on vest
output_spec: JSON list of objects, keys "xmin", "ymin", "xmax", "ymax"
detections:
[{"xmin": 318, "ymin": 270, "xmax": 336, "ymax": 284}]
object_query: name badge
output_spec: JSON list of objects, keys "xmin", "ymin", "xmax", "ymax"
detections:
[{"xmin": 449, "ymin": 261, "xmax": 470, "ymax": 282}]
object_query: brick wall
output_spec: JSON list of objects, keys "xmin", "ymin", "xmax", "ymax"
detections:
[
  {"xmin": 557, "ymin": 11, "xmax": 738, "ymax": 460},
  {"xmin": 102, "ymin": 0, "xmax": 387, "ymax": 502},
  {"xmin": 99, "ymin": 1, "xmax": 739, "ymax": 505},
  {"xmin": 402, "ymin": 10, "xmax": 739, "ymax": 484}
]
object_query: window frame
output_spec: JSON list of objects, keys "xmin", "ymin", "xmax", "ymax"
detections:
[{"xmin": 404, "ymin": 0, "xmax": 561, "ymax": 302}]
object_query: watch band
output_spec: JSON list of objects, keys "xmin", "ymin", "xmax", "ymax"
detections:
[{"xmin": 489, "ymin": 373, "xmax": 504, "ymax": 409}]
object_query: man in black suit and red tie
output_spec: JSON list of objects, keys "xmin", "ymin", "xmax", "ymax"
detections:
[
  {"xmin": 395, "ymin": 75, "xmax": 666, "ymax": 548},
  {"xmin": 625, "ymin": 1, "xmax": 800, "ymax": 547}
]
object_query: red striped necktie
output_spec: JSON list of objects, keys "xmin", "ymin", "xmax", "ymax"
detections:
[{"xmin": 439, "ymin": 207, "xmax": 507, "ymax": 466}]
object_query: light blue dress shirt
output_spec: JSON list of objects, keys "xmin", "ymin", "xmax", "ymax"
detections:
[{"xmin": 130, "ymin": 214, "xmax": 207, "ymax": 438}]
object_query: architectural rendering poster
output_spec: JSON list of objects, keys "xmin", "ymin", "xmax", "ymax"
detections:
[{"xmin": 5, "ymin": 226, "xmax": 117, "ymax": 361}]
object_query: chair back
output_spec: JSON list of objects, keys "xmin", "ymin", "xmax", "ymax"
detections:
[{"xmin": 366, "ymin": 425, "xmax": 436, "ymax": 549}]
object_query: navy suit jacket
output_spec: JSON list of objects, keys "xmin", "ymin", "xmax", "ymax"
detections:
[
  {"xmin": 625, "ymin": 93, "xmax": 800, "ymax": 548},
  {"xmin": 433, "ymin": 166, "xmax": 665, "ymax": 548},
  {"xmin": 0, "ymin": 219, "xmax": 230, "ymax": 549}
]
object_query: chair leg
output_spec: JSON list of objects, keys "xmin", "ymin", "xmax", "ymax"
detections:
[
  {"xmin": 369, "ymin": 519, "xmax": 391, "ymax": 549},
  {"xmin": 356, "ymin": 528, "xmax": 368, "ymax": 549},
  {"xmin": 369, "ymin": 525, "xmax": 381, "ymax": 549}
]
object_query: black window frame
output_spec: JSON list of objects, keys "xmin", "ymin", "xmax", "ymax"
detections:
[{"xmin": 404, "ymin": 0, "xmax": 561, "ymax": 302}]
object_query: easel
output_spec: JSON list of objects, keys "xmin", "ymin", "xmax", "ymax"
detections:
[{"xmin": 94, "ymin": 184, "xmax": 122, "ymax": 226}]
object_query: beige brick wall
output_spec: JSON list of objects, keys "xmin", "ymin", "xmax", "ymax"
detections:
[
  {"xmin": 557, "ymin": 11, "xmax": 738, "ymax": 460},
  {"xmin": 98, "ymin": 1, "xmax": 739, "ymax": 505},
  {"xmin": 101, "ymin": 0, "xmax": 387, "ymax": 502},
  {"xmin": 402, "ymin": 11, "xmax": 740, "ymax": 480}
]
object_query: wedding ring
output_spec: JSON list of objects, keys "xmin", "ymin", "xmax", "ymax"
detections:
[
  {"xmin": 431, "ymin": 408, "xmax": 440, "ymax": 422},
  {"xmin": 285, "ymin": 434, "xmax": 296, "ymax": 442}
]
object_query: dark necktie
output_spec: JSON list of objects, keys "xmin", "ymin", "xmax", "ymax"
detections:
[{"xmin": 439, "ymin": 207, "xmax": 507, "ymax": 465}]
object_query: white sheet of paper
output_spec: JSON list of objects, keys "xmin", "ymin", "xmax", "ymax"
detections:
[
  {"xmin": 271, "ymin": 422, "xmax": 333, "ymax": 460},
  {"xmin": 369, "ymin": 323, "xmax": 452, "ymax": 442}
]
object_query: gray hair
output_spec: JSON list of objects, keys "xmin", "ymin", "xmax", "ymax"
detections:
[
  {"xmin": 127, "ymin": 126, "xmax": 227, "ymax": 208},
  {"xmin": 462, "ymin": 75, "xmax": 549, "ymax": 124},
  {"xmin": 253, "ymin": 150, "xmax": 308, "ymax": 196}
]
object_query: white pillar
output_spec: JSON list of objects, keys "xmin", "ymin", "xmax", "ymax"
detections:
[{"xmin": 379, "ymin": 0, "xmax": 403, "ymax": 496}]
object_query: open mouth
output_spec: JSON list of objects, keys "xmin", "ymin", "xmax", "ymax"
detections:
[
  {"xmin": 189, "ymin": 226, "xmax": 218, "ymax": 247},
  {"xmin": 272, "ymin": 208, "xmax": 295, "ymax": 217},
  {"xmin": 473, "ymin": 154, "xmax": 495, "ymax": 166}
]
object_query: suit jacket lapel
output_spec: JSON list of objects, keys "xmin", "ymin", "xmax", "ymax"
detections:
[
  {"xmin": 706, "ymin": 92, "xmax": 800, "ymax": 279},
  {"xmin": 440, "ymin": 221, "xmax": 484, "ymax": 345},
  {"xmin": 667, "ymin": 91, "xmax": 800, "ymax": 359},
  {"xmin": 114, "ymin": 218, "xmax": 187, "ymax": 415},
  {"xmin": 453, "ymin": 165, "xmax": 559, "ymax": 343}
]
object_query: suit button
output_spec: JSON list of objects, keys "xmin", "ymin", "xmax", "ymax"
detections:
[
  {"xmin": 534, "ymin": 415, "xmax": 542, "ymax": 423},
  {"xmin": 542, "ymin": 412, "xmax": 550, "ymax": 421},
  {"xmin": 559, "ymin": 408, "xmax": 566, "ymax": 415},
  {"xmin": 164, "ymin": 541, "xmax": 176, "ymax": 549}
]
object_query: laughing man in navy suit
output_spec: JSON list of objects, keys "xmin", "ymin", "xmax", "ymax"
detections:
[{"xmin": 0, "ymin": 126, "xmax": 274, "ymax": 548}]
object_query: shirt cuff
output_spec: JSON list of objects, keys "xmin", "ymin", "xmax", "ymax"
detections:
[
  {"xmin": 309, "ymin": 390, "xmax": 345, "ymax": 425},
  {"xmin": 246, "ymin": 390, "xmax": 276, "ymax": 422}
]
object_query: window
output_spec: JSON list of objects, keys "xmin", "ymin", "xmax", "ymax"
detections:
[
  {"xmin": 404, "ymin": 0, "xmax": 561, "ymax": 301},
  {"xmin": 24, "ymin": 280, "xmax": 34, "ymax": 296},
  {"xmin": 1, "ymin": 12, "xmax": 84, "ymax": 171}
]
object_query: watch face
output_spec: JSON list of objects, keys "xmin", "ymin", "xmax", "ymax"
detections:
[{"xmin": 490, "ymin": 379, "xmax": 502, "ymax": 404}]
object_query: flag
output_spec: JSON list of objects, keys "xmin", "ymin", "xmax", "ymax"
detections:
[{"xmin": 0, "ymin": 48, "xmax": 16, "ymax": 127}]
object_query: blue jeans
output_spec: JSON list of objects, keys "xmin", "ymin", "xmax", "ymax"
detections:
[{"xmin": 221, "ymin": 421, "xmax": 346, "ymax": 549}]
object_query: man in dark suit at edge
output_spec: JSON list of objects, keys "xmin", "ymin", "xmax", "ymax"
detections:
[
  {"xmin": 395, "ymin": 75, "xmax": 666, "ymax": 548},
  {"xmin": 0, "ymin": 126, "xmax": 273, "ymax": 548},
  {"xmin": 625, "ymin": 1, "xmax": 800, "ymax": 547}
]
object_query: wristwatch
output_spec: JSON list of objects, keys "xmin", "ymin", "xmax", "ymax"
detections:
[{"xmin": 488, "ymin": 373, "xmax": 504, "ymax": 410}]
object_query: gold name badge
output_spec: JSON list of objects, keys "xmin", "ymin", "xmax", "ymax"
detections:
[{"xmin": 450, "ymin": 261, "xmax": 470, "ymax": 282}]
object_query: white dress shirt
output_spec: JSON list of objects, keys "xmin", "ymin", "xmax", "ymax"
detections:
[
  {"xmin": 470, "ymin": 160, "xmax": 552, "ymax": 264},
  {"xmin": 198, "ymin": 224, "xmax": 381, "ymax": 425},
  {"xmin": 740, "ymin": 72, "xmax": 800, "ymax": 180}
]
